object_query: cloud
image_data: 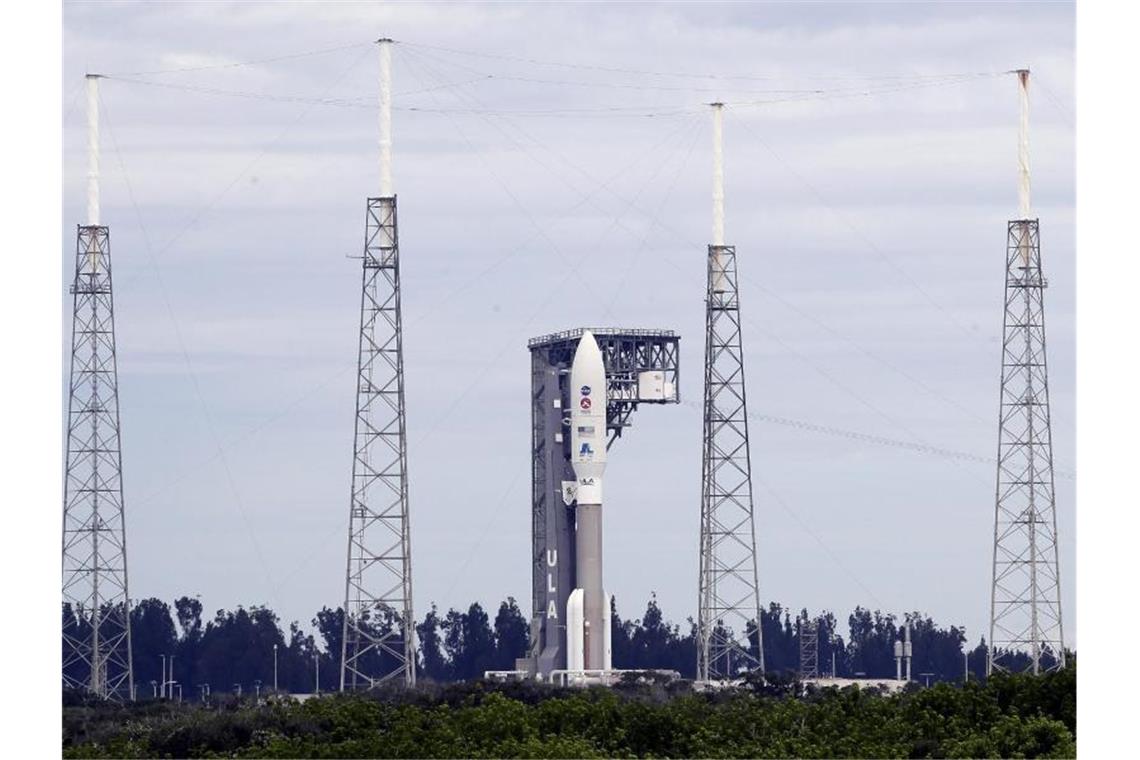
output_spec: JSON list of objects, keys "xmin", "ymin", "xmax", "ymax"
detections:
[{"xmin": 63, "ymin": 1, "xmax": 1076, "ymax": 646}]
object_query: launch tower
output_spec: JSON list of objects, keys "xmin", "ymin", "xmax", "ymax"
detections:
[
  {"xmin": 987, "ymin": 70, "xmax": 1065, "ymax": 675},
  {"xmin": 523, "ymin": 327, "xmax": 680, "ymax": 680},
  {"xmin": 62, "ymin": 74, "xmax": 135, "ymax": 700}
]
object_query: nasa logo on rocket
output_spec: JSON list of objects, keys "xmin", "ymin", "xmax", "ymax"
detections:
[{"xmin": 569, "ymin": 331, "xmax": 607, "ymax": 503}]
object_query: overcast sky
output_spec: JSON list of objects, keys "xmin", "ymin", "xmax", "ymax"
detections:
[{"xmin": 62, "ymin": 1, "xmax": 1075, "ymax": 649}]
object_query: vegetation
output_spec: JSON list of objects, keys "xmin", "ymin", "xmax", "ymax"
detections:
[
  {"xmin": 62, "ymin": 667, "xmax": 1075, "ymax": 758},
  {"xmin": 64, "ymin": 593, "xmax": 1016, "ymax": 696},
  {"xmin": 64, "ymin": 593, "xmax": 1074, "ymax": 757}
]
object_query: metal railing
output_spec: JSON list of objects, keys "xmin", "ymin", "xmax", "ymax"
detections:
[{"xmin": 528, "ymin": 327, "xmax": 676, "ymax": 349}]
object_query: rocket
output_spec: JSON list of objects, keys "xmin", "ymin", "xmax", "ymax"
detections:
[{"xmin": 566, "ymin": 331, "xmax": 612, "ymax": 673}]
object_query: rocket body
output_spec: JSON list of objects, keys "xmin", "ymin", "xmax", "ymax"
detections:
[{"xmin": 567, "ymin": 331, "xmax": 610, "ymax": 671}]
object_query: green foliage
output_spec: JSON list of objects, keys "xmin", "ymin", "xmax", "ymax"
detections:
[
  {"xmin": 93, "ymin": 592, "xmax": 1007, "ymax": 698},
  {"xmin": 63, "ymin": 667, "xmax": 1076, "ymax": 759}
]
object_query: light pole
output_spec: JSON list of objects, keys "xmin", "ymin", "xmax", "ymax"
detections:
[
  {"xmin": 273, "ymin": 644, "xmax": 278, "ymax": 693},
  {"xmin": 961, "ymin": 627, "xmax": 968, "ymax": 682},
  {"xmin": 162, "ymin": 655, "xmax": 176, "ymax": 700},
  {"xmin": 234, "ymin": 683, "xmax": 242, "ymax": 698},
  {"xmin": 159, "ymin": 655, "xmax": 167, "ymax": 699},
  {"xmin": 254, "ymin": 679, "xmax": 262, "ymax": 700},
  {"xmin": 173, "ymin": 683, "xmax": 182, "ymax": 703},
  {"xmin": 198, "ymin": 684, "xmax": 210, "ymax": 703},
  {"xmin": 150, "ymin": 680, "xmax": 157, "ymax": 699}
]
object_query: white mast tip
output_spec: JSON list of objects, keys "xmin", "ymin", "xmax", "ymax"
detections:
[
  {"xmin": 86, "ymin": 74, "xmax": 102, "ymax": 227},
  {"xmin": 1016, "ymin": 67, "xmax": 1031, "ymax": 219}
]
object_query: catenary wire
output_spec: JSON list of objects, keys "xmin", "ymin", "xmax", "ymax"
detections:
[
  {"xmin": 107, "ymin": 40, "xmax": 373, "ymax": 77},
  {"xmin": 100, "ymin": 95, "xmax": 283, "ymax": 609},
  {"xmin": 91, "ymin": 47, "xmax": 378, "ymax": 605},
  {"xmin": 124, "ymin": 94, "xmax": 707, "ymax": 512},
  {"xmin": 101, "ymin": 56, "xmax": 1014, "ymax": 422},
  {"xmin": 416, "ymin": 66, "xmax": 1075, "ymax": 488},
  {"xmin": 394, "ymin": 49, "xmax": 1028, "ymax": 611},
  {"xmin": 406, "ymin": 52, "xmax": 1008, "ymax": 473},
  {"xmin": 110, "ymin": 45, "xmax": 375, "ymax": 295},
  {"xmin": 81, "ymin": 49, "xmax": 1071, "ymax": 625},
  {"xmin": 397, "ymin": 38, "xmax": 1002, "ymax": 84},
  {"xmin": 1029, "ymin": 72, "xmax": 1075, "ymax": 128}
]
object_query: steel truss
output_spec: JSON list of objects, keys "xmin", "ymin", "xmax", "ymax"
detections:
[
  {"xmin": 988, "ymin": 219, "xmax": 1065, "ymax": 675},
  {"xmin": 341, "ymin": 197, "xmax": 415, "ymax": 689},
  {"xmin": 62, "ymin": 225, "xmax": 134, "ymax": 700},
  {"xmin": 799, "ymin": 618, "xmax": 819, "ymax": 680},
  {"xmin": 698, "ymin": 244, "xmax": 765, "ymax": 681}
]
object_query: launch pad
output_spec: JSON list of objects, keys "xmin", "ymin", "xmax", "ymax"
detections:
[{"xmin": 520, "ymin": 328, "xmax": 681, "ymax": 680}]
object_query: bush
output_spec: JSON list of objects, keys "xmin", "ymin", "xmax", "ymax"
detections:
[{"xmin": 63, "ymin": 669, "xmax": 1076, "ymax": 759}]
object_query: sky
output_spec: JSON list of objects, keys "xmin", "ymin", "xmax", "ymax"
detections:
[{"xmin": 61, "ymin": 1, "xmax": 1075, "ymax": 649}]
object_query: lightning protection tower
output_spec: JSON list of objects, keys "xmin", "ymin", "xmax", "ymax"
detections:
[
  {"xmin": 697, "ymin": 103, "xmax": 765, "ymax": 681},
  {"xmin": 341, "ymin": 38, "xmax": 416, "ymax": 689},
  {"xmin": 987, "ymin": 69, "xmax": 1065, "ymax": 675},
  {"xmin": 62, "ymin": 74, "xmax": 135, "ymax": 700}
]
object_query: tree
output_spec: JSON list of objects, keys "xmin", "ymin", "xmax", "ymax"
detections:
[
  {"xmin": 758, "ymin": 602, "xmax": 798, "ymax": 676},
  {"xmin": 61, "ymin": 594, "xmax": 1019, "ymax": 694},
  {"xmin": 492, "ymin": 597, "xmax": 529, "ymax": 671},
  {"xmin": 312, "ymin": 606, "xmax": 342, "ymax": 691},
  {"xmin": 280, "ymin": 620, "xmax": 318, "ymax": 693},
  {"xmin": 129, "ymin": 598, "xmax": 178, "ymax": 695},
  {"xmin": 904, "ymin": 612, "xmax": 967, "ymax": 683},
  {"xmin": 417, "ymin": 604, "xmax": 449, "ymax": 682},
  {"xmin": 174, "ymin": 596, "xmax": 203, "ymax": 640},
  {"xmin": 173, "ymin": 595, "xmax": 204, "ymax": 692},
  {"xmin": 442, "ymin": 602, "xmax": 495, "ymax": 680},
  {"xmin": 846, "ymin": 606, "xmax": 899, "ymax": 678},
  {"xmin": 611, "ymin": 596, "xmax": 635, "ymax": 668}
]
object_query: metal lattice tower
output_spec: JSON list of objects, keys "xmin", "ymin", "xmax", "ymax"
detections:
[
  {"xmin": 697, "ymin": 103, "xmax": 765, "ymax": 681},
  {"xmin": 341, "ymin": 39, "xmax": 415, "ymax": 690},
  {"xmin": 62, "ymin": 74, "xmax": 134, "ymax": 700},
  {"xmin": 799, "ymin": 618, "xmax": 819, "ymax": 680},
  {"xmin": 987, "ymin": 70, "xmax": 1065, "ymax": 675}
]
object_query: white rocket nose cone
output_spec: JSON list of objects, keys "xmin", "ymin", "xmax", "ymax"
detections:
[{"xmin": 579, "ymin": 329, "xmax": 599, "ymax": 354}]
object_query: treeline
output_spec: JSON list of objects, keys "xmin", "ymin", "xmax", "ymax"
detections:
[
  {"xmin": 62, "ymin": 667, "xmax": 1077, "ymax": 758},
  {"xmin": 63, "ymin": 594, "xmax": 1043, "ymax": 697}
]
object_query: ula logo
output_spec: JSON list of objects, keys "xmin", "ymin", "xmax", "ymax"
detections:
[
  {"xmin": 580, "ymin": 385, "xmax": 591, "ymax": 396},
  {"xmin": 580, "ymin": 442, "xmax": 594, "ymax": 456}
]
